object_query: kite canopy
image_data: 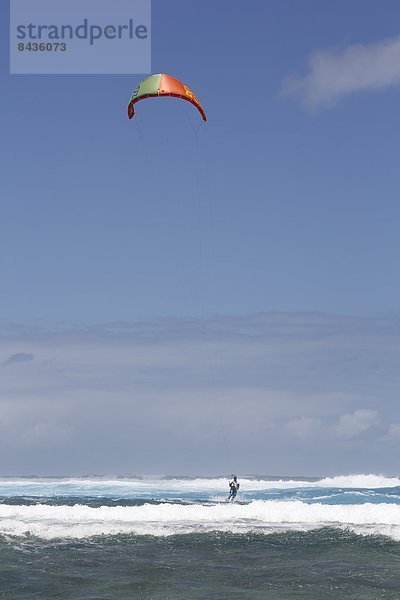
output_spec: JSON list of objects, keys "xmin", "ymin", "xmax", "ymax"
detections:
[{"xmin": 128, "ymin": 74, "xmax": 207, "ymax": 121}]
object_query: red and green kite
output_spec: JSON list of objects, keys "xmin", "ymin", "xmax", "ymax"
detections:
[{"xmin": 128, "ymin": 74, "xmax": 207, "ymax": 121}]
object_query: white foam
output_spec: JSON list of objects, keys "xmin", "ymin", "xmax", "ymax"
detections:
[
  {"xmin": 1, "ymin": 500, "xmax": 400, "ymax": 540},
  {"xmin": 316, "ymin": 474, "xmax": 400, "ymax": 489},
  {"xmin": 0, "ymin": 474, "xmax": 398, "ymax": 498}
]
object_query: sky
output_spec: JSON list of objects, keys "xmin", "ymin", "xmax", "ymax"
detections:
[{"xmin": 1, "ymin": 0, "xmax": 400, "ymax": 476}]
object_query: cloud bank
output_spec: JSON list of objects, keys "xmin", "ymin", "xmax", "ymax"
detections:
[
  {"xmin": 0, "ymin": 312, "xmax": 399, "ymax": 475},
  {"xmin": 282, "ymin": 35, "xmax": 400, "ymax": 108}
]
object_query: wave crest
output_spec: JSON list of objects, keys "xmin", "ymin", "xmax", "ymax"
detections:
[{"xmin": 1, "ymin": 499, "xmax": 400, "ymax": 540}]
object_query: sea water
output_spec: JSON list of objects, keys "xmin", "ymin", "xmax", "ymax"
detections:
[{"xmin": 1, "ymin": 474, "xmax": 400, "ymax": 599}]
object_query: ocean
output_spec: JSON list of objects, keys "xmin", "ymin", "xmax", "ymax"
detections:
[{"xmin": 1, "ymin": 474, "xmax": 400, "ymax": 599}]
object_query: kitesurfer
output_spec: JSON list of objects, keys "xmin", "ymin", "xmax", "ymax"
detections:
[{"xmin": 228, "ymin": 475, "xmax": 240, "ymax": 501}]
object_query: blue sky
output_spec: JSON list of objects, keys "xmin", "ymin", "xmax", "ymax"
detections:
[{"xmin": 1, "ymin": 0, "xmax": 400, "ymax": 475}]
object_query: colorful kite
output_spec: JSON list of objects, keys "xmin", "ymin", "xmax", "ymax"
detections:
[{"xmin": 128, "ymin": 74, "xmax": 207, "ymax": 121}]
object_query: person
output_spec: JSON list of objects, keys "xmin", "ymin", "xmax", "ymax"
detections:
[{"xmin": 228, "ymin": 474, "xmax": 240, "ymax": 502}]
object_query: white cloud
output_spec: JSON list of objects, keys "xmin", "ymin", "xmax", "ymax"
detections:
[
  {"xmin": 282, "ymin": 36, "xmax": 400, "ymax": 108},
  {"xmin": 334, "ymin": 409, "xmax": 379, "ymax": 438}
]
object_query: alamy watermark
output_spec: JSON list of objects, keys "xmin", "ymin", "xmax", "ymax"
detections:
[{"xmin": 10, "ymin": 0, "xmax": 151, "ymax": 74}]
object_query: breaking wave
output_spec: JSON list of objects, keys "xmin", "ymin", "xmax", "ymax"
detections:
[
  {"xmin": 0, "ymin": 473, "xmax": 398, "ymax": 498},
  {"xmin": 1, "ymin": 500, "xmax": 400, "ymax": 540}
]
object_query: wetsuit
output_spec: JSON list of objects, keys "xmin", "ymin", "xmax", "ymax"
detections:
[{"xmin": 228, "ymin": 480, "xmax": 239, "ymax": 501}]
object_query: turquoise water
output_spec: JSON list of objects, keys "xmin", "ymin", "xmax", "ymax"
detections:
[{"xmin": 1, "ymin": 474, "xmax": 400, "ymax": 599}]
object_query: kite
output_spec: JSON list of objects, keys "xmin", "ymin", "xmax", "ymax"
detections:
[{"xmin": 128, "ymin": 73, "xmax": 207, "ymax": 121}]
